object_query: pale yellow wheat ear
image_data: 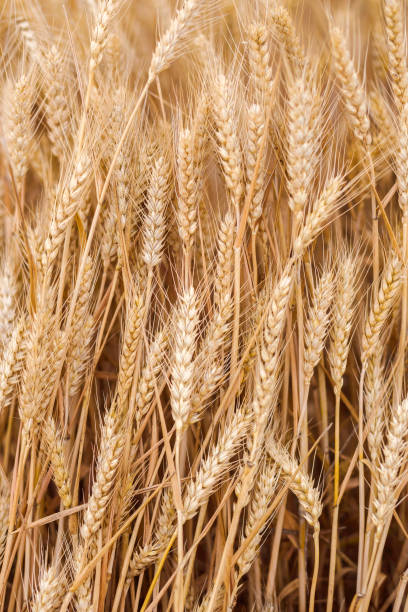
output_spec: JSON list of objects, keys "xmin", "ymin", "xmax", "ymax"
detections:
[
  {"xmin": 42, "ymin": 44, "xmax": 71, "ymax": 161},
  {"xmin": 31, "ymin": 564, "xmax": 66, "ymax": 612},
  {"xmin": 127, "ymin": 490, "xmax": 176, "ymax": 579},
  {"xmin": 247, "ymin": 22, "xmax": 273, "ymax": 99},
  {"xmin": 372, "ymin": 398, "xmax": 408, "ymax": 531},
  {"xmin": 142, "ymin": 155, "xmax": 171, "ymax": 270},
  {"xmin": 267, "ymin": 437, "xmax": 322, "ymax": 530},
  {"xmin": 43, "ymin": 417, "xmax": 72, "ymax": 508},
  {"xmin": 328, "ymin": 252, "xmax": 357, "ymax": 395},
  {"xmin": 383, "ymin": 0, "xmax": 408, "ymax": 110},
  {"xmin": 286, "ymin": 75, "xmax": 321, "ymax": 224},
  {"xmin": 329, "ymin": 22, "xmax": 372, "ymax": 149},
  {"xmin": 361, "ymin": 254, "xmax": 403, "ymax": 368},
  {"xmin": 80, "ymin": 410, "xmax": 124, "ymax": 541},
  {"xmin": 293, "ymin": 174, "xmax": 344, "ymax": 257},
  {"xmin": 245, "ymin": 102, "xmax": 268, "ymax": 234},
  {"xmin": 148, "ymin": 0, "xmax": 219, "ymax": 81},
  {"xmin": 269, "ymin": 4, "xmax": 305, "ymax": 76},
  {"xmin": 365, "ymin": 355, "xmax": 386, "ymax": 470},
  {"xmin": 303, "ymin": 266, "xmax": 334, "ymax": 389},
  {"xmin": 3, "ymin": 72, "xmax": 34, "ymax": 191},
  {"xmin": 42, "ymin": 152, "xmax": 92, "ymax": 273},
  {"xmin": 211, "ymin": 67, "xmax": 243, "ymax": 218},
  {"xmin": 170, "ymin": 285, "xmax": 199, "ymax": 433},
  {"xmin": 236, "ymin": 460, "xmax": 279, "ymax": 579},
  {"xmin": 182, "ymin": 404, "xmax": 250, "ymax": 522}
]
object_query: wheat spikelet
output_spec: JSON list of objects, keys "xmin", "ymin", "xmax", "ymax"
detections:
[
  {"xmin": 148, "ymin": 0, "xmax": 215, "ymax": 80},
  {"xmin": 246, "ymin": 103, "xmax": 267, "ymax": 233},
  {"xmin": 0, "ymin": 316, "xmax": 25, "ymax": 414},
  {"xmin": 80, "ymin": 411, "xmax": 124, "ymax": 540},
  {"xmin": 170, "ymin": 286, "xmax": 199, "ymax": 432},
  {"xmin": 286, "ymin": 77, "xmax": 320, "ymax": 223},
  {"xmin": 176, "ymin": 127, "xmax": 200, "ymax": 252},
  {"xmin": 182, "ymin": 406, "xmax": 250, "ymax": 521},
  {"xmin": 268, "ymin": 438, "xmax": 322, "ymax": 530},
  {"xmin": 395, "ymin": 103, "xmax": 408, "ymax": 218},
  {"xmin": 0, "ymin": 255, "xmax": 20, "ymax": 349},
  {"xmin": 3, "ymin": 73, "xmax": 33, "ymax": 188},
  {"xmin": 270, "ymin": 5, "xmax": 304, "ymax": 75},
  {"xmin": 248, "ymin": 263, "xmax": 294, "ymax": 459},
  {"xmin": 31, "ymin": 565, "xmax": 66, "ymax": 612},
  {"xmin": 43, "ymin": 417, "xmax": 72, "ymax": 508},
  {"xmin": 127, "ymin": 490, "xmax": 176, "ymax": 578},
  {"xmin": 19, "ymin": 298, "xmax": 63, "ymax": 440},
  {"xmin": 329, "ymin": 253, "xmax": 357, "ymax": 395},
  {"xmin": 66, "ymin": 255, "xmax": 95, "ymax": 397},
  {"xmin": 16, "ymin": 16, "xmax": 41, "ymax": 61},
  {"xmin": 89, "ymin": 0, "xmax": 123, "ymax": 71},
  {"xmin": 361, "ymin": 254, "xmax": 403, "ymax": 367},
  {"xmin": 212, "ymin": 71, "xmax": 243, "ymax": 214},
  {"xmin": 372, "ymin": 398, "xmax": 408, "ymax": 531},
  {"xmin": 330, "ymin": 24, "xmax": 372, "ymax": 148},
  {"xmin": 43, "ymin": 45, "xmax": 71, "ymax": 160},
  {"xmin": 304, "ymin": 268, "xmax": 334, "ymax": 388},
  {"xmin": 236, "ymin": 460, "xmax": 278, "ymax": 578},
  {"xmin": 365, "ymin": 356, "xmax": 386, "ymax": 470},
  {"xmin": 213, "ymin": 210, "xmax": 234, "ymax": 311},
  {"xmin": 384, "ymin": 0, "xmax": 408, "ymax": 109},
  {"xmin": 42, "ymin": 153, "xmax": 91, "ymax": 270},
  {"xmin": 293, "ymin": 175, "xmax": 344, "ymax": 256},
  {"xmin": 135, "ymin": 327, "xmax": 167, "ymax": 425},
  {"xmin": 142, "ymin": 156, "xmax": 170, "ymax": 268},
  {"xmin": 117, "ymin": 288, "xmax": 145, "ymax": 416},
  {"xmin": 247, "ymin": 23, "xmax": 273, "ymax": 98}
]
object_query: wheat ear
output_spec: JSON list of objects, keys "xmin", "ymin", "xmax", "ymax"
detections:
[
  {"xmin": 361, "ymin": 255, "xmax": 403, "ymax": 367},
  {"xmin": 32, "ymin": 565, "xmax": 66, "ymax": 612},
  {"xmin": 330, "ymin": 24, "xmax": 372, "ymax": 148},
  {"xmin": 383, "ymin": 0, "xmax": 408, "ymax": 109},
  {"xmin": 43, "ymin": 417, "xmax": 72, "ymax": 508},
  {"xmin": 304, "ymin": 268, "xmax": 334, "ymax": 388}
]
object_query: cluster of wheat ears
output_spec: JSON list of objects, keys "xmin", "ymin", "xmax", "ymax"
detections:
[{"xmin": 2, "ymin": 0, "xmax": 408, "ymax": 610}]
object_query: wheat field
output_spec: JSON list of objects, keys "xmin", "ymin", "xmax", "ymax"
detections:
[{"xmin": 1, "ymin": 0, "xmax": 408, "ymax": 610}]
